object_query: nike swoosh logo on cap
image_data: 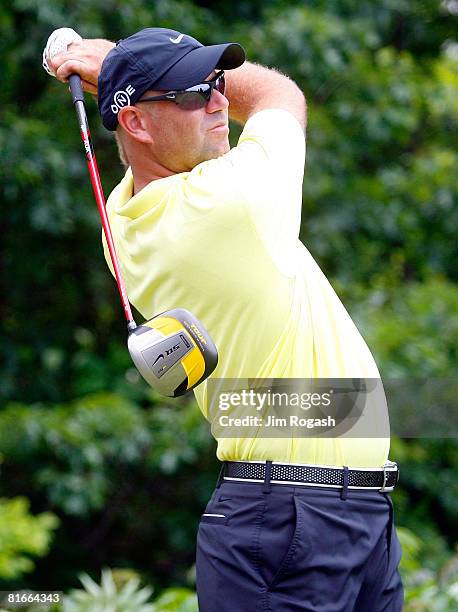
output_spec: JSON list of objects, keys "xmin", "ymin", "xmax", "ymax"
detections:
[{"xmin": 170, "ymin": 33, "xmax": 185, "ymax": 44}]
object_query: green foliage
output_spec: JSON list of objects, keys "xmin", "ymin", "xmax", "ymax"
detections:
[
  {"xmin": 398, "ymin": 527, "xmax": 458, "ymax": 610},
  {"xmin": 0, "ymin": 0, "xmax": 456, "ymax": 602},
  {"xmin": 391, "ymin": 437, "xmax": 457, "ymax": 559},
  {"xmin": 348, "ymin": 278, "xmax": 458, "ymax": 377},
  {"xmin": 63, "ymin": 568, "xmax": 154, "ymax": 612},
  {"xmin": 61, "ymin": 568, "xmax": 198, "ymax": 612},
  {"xmin": 0, "ymin": 393, "xmax": 216, "ymax": 587},
  {"xmin": 0, "ymin": 497, "xmax": 58, "ymax": 579},
  {"xmin": 151, "ymin": 587, "xmax": 198, "ymax": 611},
  {"xmin": 0, "ymin": 395, "xmax": 151, "ymax": 516},
  {"xmin": 1, "ymin": 0, "xmax": 457, "ymax": 403},
  {"xmin": 406, "ymin": 583, "xmax": 458, "ymax": 612},
  {"xmin": 0, "ymin": 392, "xmax": 213, "ymax": 516}
]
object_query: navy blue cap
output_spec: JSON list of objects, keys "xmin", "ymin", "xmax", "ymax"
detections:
[{"xmin": 98, "ymin": 28, "xmax": 246, "ymax": 131}]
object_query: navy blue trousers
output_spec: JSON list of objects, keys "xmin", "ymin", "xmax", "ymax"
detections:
[{"xmin": 196, "ymin": 478, "xmax": 403, "ymax": 611}]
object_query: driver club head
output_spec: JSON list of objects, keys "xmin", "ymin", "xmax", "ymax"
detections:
[{"xmin": 127, "ymin": 308, "xmax": 218, "ymax": 397}]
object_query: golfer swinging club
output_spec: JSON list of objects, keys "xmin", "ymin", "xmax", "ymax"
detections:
[{"xmin": 45, "ymin": 27, "xmax": 403, "ymax": 610}]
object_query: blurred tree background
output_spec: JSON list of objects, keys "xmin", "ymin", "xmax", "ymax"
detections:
[{"xmin": 0, "ymin": 0, "xmax": 457, "ymax": 609}]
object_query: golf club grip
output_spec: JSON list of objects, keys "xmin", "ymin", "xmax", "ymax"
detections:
[
  {"xmin": 68, "ymin": 75, "xmax": 136, "ymax": 329},
  {"xmin": 69, "ymin": 74, "xmax": 84, "ymax": 103}
]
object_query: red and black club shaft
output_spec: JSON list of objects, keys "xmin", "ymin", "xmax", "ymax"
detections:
[{"xmin": 68, "ymin": 74, "xmax": 137, "ymax": 333}]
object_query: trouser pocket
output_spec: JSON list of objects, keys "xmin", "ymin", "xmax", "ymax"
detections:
[
  {"xmin": 261, "ymin": 494, "xmax": 304, "ymax": 590},
  {"xmin": 200, "ymin": 512, "xmax": 229, "ymax": 525},
  {"xmin": 196, "ymin": 485, "xmax": 269, "ymax": 612}
]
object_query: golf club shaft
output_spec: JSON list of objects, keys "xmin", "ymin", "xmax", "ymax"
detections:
[{"xmin": 68, "ymin": 75, "xmax": 137, "ymax": 332}]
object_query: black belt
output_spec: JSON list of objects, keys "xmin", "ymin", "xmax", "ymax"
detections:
[{"xmin": 223, "ymin": 460, "xmax": 399, "ymax": 492}]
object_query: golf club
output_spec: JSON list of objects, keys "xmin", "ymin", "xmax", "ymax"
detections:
[{"xmin": 43, "ymin": 28, "xmax": 218, "ymax": 397}]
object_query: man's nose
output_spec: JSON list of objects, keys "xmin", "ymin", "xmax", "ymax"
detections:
[{"xmin": 206, "ymin": 88, "xmax": 229, "ymax": 113}]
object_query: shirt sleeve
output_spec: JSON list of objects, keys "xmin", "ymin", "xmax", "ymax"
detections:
[
  {"xmin": 181, "ymin": 109, "xmax": 306, "ymax": 271},
  {"xmin": 237, "ymin": 109, "xmax": 304, "ymax": 218},
  {"xmin": 226, "ymin": 108, "xmax": 306, "ymax": 267}
]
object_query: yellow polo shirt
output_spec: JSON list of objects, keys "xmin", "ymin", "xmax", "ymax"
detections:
[{"xmin": 103, "ymin": 109, "xmax": 390, "ymax": 468}]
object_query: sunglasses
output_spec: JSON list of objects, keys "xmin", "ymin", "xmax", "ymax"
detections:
[{"xmin": 136, "ymin": 71, "xmax": 226, "ymax": 110}]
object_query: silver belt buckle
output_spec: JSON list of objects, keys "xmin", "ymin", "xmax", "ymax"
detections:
[{"xmin": 379, "ymin": 460, "xmax": 398, "ymax": 492}]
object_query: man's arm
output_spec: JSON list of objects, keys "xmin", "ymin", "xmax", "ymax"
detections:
[
  {"xmin": 225, "ymin": 61, "xmax": 306, "ymax": 131},
  {"xmin": 47, "ymin": 39, "xmax": 306, "ymax": 130}
]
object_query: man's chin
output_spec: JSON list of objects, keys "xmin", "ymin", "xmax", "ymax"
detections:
[{"xmin": 202, "ymin": 143, "xmax": 230, "ymax": 163}]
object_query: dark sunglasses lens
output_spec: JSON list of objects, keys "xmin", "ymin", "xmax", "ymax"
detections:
[
  {"xmin": 216, "ymin": 74, "xmax": 225, "ymax": 94},
  {"xmin": 175, "ymin": 91, "xmax": 209, "ymax": 109},
  {"xmin": 176, "ymin": 83, "xmax": 212, "ymax": 109}
]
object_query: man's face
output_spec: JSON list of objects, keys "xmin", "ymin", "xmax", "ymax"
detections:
[{"xmin": 138, "ymin": 71, "xmax": 230, "ymax": 173}]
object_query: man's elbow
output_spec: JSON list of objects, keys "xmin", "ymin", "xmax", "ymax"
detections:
[
  {"xmin": 299, "ymin": 91, "xmax": 307, "ymax": 132},
  {"xmin": 291, "ymin": 84, "xmax": 307, "ymax": 132}
]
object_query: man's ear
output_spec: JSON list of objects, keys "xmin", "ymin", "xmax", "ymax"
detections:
[{"xmin": 117, "ymin": 106, "xmax": 154, "ymax": 144}]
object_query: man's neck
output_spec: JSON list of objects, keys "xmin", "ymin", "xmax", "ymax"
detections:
[{"xmin": 131, "ymin": 161, "xmax": 177, "ymax": 195}]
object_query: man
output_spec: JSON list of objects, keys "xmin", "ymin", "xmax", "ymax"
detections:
[{"xmin": 47, "ymin": 27, "xmax": 403, "ymax": 611}]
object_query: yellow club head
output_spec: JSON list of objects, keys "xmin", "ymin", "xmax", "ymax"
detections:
[{"xmin": 127, "ymin": 308, "xmax": 218, "ymax": 397}]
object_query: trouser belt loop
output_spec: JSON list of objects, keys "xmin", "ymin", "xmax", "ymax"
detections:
[
  {"xmin": 263, "ymin": 460, "xmax": 273, "ymax": 494},
  {"xmin": 216, "ymin": 461, "xmax": 226, "ymax": 489},
  {"xmin": 340, "ymin": 466, "xmax": 349, "ymax": 500}
]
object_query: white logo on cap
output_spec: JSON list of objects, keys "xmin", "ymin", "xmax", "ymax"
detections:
[
  {"xmin": 169, "ymin": 33, "xmax": 184, "ymax": 44},
  {"xmin": 111, "ymin": 84, "xmax": 136, "ymax": 114}
]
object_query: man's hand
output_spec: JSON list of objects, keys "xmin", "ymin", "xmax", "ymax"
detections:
[{"xmin": 47, "ymin": 39, "xmax": 115, "ymax": 96}]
